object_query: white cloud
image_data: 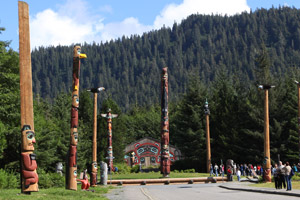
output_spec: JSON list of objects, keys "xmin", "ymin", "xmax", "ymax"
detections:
[
  {"xmin": 30, "ymin": 9, "xmax": 96, "ymax": 48},
  {"xmin": 30, "ymin": 0, "xmax": 250, "ymax": 49},
  {"xmin": 99, "ymin": 18, "xmax": 152, "ymax": 42},
  {"xmin": 154, "ymin": 0, "xmax": 250, "ymax": 29}
]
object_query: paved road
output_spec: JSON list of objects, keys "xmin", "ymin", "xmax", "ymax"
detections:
[{"xmin": 105, "ymin": 183, "xmax": 299, "ymax": 200}]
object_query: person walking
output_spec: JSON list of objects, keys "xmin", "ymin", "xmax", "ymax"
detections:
[
  {"xmin": 240, "ymin": 164, "xmax": 244, "ymax": 176},
  {"xmin": 293, "ymin": 164, "xmax": 298, "ymax": 174},
  {"xmin": 273, "ymin": 163, "xmax": 279, "ymax": 189},
  {"xmin": 219, "ymin": 164, "xmax": 223, "ymax": 176},
  {"xmin": 214, "ymin": 163, "xmax": 219, "ymax": 177},
  {"xmin": 236, "ymin": 168, "xmax": 241, "ymax": 182},
  {"xmin": 283, "ymin": 162, "xmax": 292, "ymax": 191},
  {"xmin": 210, "ymin": 164, "xmax": 214, "ymax": 176}
]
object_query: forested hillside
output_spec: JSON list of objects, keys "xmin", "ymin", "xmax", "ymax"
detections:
[
  {"xmin": 1, "ymin": 7, "xmax": 300, "ymax": 173},
  {"xmin": 31, "ymin": 7, "xmax": 300, "ymax": 111}
]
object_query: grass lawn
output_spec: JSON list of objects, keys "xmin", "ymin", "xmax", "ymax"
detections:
[
  {"xmin": 0, "ymin": 186, "xmax": 114, "ymax": 200},
  {"xmin": 111, "ymin": 172, "xmax": 213, "ymax": 179}
]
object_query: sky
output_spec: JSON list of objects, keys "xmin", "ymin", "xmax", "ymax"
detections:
[{"xmin": 1, "ymin": 0, "xmax": 300, "ymax": 51}]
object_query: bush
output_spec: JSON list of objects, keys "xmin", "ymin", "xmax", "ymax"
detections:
[
  {"xmin": 38, "ymin": 169, "xmax": 65, "ymax": 189},
  {"xmin": 113, "ymin": 163, "xmax": 131, "ymax": 174},
  {"xmin": 183, "ymin": 169, "xmax": 196, "ymax": 173},
  {"xmin": 0, "ymin": 169, "xmax": 19, "ymax": 189},
  {"xmin": 130, "ymin": 165, "xmax": 140, "ymax": 173}
]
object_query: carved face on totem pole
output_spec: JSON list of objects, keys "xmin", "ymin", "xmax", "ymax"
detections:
[
  {"xmin": 70, "ymin": 128, "xmax": 78, "ymax": 145},
  {"xmin": 73, "ymin": 45, "xmax": 87, "ymax": 59},
  {"xmin": 68, "ymin": 167, "xmax": 77, "ymax": 189},
  {"xmin": 162, "ymin": 68, "xmax": 168, "ymax": 81},
  {"xmin": 22, "ymin": 125, "xmax": 36, "ymax": 151},
  {"xmin": 72, "ymin": 94, "xmax": 79, "ymax": 108},
  {"xmin": 92, "ymin": 161, "xmax": 97, "ymax": 173}
]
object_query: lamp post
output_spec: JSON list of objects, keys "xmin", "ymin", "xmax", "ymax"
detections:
[
  {"xmin": 204, "ymin": 99, "xmax": 211, "ymax": 174},
  {"xmin": 295, "ymin": 81, "xmax": 300, "ymax": 162},
  {"xmin": 258, "ymin": 84, "xmax": 274, "ymax": 182},
  {"xmin": 87, "ymin": 87, "xmax": 105, "ymax": 186}
]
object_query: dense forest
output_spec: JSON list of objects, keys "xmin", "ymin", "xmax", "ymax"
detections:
[
  {"xmin": 1, "ymin": 7, "xmax": 300, "ymax": 173},
  {"xmin": 31, "ymin": 7, "xmax": 300, "ymax": 110}
]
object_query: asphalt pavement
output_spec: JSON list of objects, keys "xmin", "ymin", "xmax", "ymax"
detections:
[{"xmin": 105, "ymin": 181, "xmax": 300, "ymax": 200}]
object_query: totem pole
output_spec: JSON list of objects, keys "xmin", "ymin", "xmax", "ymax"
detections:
[
  {"xmin": 295, "ymin": 81, "xmax": 300, "ymax": 162},
  {"xmin": 19, "ymin": 1, "xmax": 39, "ymax": 194},
  {"xmin": 161, "ymin": 67, "xmax": 170, "ymax": 177},
  {"xmin": 204, "ymin": 99, "xmax": 211, "ymax": 174},
  {"xmin": 101, "ymin": 109, "xmax": 118, "ymax": 173},
  {"xmin": 258, "ymin": 84, "xmax": 274, "ymax": 182},
  {"xmin": 66, "ymin": 45, "xmax": 86, "ymax": 190},
  {"xmin": 87, "ymin": 87, "xmax": 105, "ymax": 186}
]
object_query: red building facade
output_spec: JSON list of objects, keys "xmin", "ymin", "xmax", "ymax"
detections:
[{"xmin": 124, "ymin": 137, "xmax": 182, "ymax": 167}]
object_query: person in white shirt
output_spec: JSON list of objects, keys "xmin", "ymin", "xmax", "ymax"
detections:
[{"xmin": 236, "ymin": 168, "xmax": 241, "ymax": 181}]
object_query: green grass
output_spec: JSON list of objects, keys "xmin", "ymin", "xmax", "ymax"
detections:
[
  {"xmin": 111, "ymin": 172, "xmax": 212, "ymax": 179},
  {"xmin": 0, "ymin": 186, "xmax": 114, "ymax": 200}
]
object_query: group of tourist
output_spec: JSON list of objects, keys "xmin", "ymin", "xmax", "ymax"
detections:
[
  {"xmin": 210, "ymin": 163, "xmax": 225, "ymax": 177},
  {"xmin": 211, "ymin": 161, "xmax": 300, "ymax": 191},
  {"xmin": 273, "ymin": 161, "xmax": 296, "ymax": 191}
]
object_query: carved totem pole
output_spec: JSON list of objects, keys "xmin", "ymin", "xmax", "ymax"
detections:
[
  {"xmin": 295, "ymin": 81, "xmax": 300, "ymax": 162},
  {"xmin": 66, "ymin": 46, "xmax": 86, "ymax": 190},
  {"xmin": 101, "ymin": 109, "xmax": 118, "ymax": 173},
  {"xmin": 204, "ymin": 100, "xmax": 211, "ymax": 174},
  {"xmin": 161, "ymin": 67, "xmax": 170, "ymax": 177},
  {"xmin": 258, "ymin": 84, "xmax": 274, "ymax": 182},
  {"xmin": 87, "ymin": 87, "xmax": 105, "ymax": 186},
  {"xmin": 19, "ymin": 1, "xmax": 39, "ymax": 194}
]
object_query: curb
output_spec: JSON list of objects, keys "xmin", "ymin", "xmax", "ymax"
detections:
[{"xmin": 219, "ymin": 185, "xmax": 300, "ymax": 197}]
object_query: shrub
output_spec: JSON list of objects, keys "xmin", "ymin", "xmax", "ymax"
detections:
[
  {"xmin": 113, "ymin": 163, "xmax": 131, "ymax": 174},
  {"xmin": 38, "ymin": 169, "xmax": 65, "ymax": 189},
  {"xmin": 0, "ymin": 169, "xmax": 19, "ymax": 189},
  {"xmin": 130, "ymin": 165, "xmax": 140, "ymax": 173},
  {"xmin": 183, "ymin": 169, "xmax": 196, "ymax": 173}
]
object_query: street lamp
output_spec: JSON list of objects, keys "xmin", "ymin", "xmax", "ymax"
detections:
[{"xmin": 87, "ymin": 87, "xmax": 105, "ymax": 186}]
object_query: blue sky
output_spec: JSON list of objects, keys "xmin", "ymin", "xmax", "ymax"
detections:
[{"xmin": 1, "ymin": 0, "xmax": 300, "ymax": 51}]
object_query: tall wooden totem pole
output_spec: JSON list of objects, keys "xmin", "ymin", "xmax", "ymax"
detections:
[
  {"xmin": 161, "ymin": 67, "xmax": 170, "ymax": 177},
  {"xmin": 87, "ymin": 87, "xmax": 105, "ymax": 186},
  {"xmin": 19, "ymin": 1, "xmax": 39, "ymax": 194},
  {"xmin": 101, "ymin": 109, "xmax": 118, "ymax": 173},
  {"xmin": 66, "ymin": 45, "xmax": 86, "ymax": 190},
  {"xmin": 204, "ymin": 100, "xmax": 211, "ymax": 174},
  {"xmin": 258, "ymin": 84, "xmax": 274, "ymax": 182}
]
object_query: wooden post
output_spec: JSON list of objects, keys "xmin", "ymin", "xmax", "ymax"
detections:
[
  {"xmin": 296, "ymin": 82, "xmax": 300, "ymax": 162},
  {"xmin": 264, "ymin": 89, "xmax": 271, "ymax": 182},
  {"xmin": 92, "ymin": 93, "xmax": 97, "ymax": 162},
  {"xmin": 19, "ymin": 1, "xmax": 39, "ymax": 193},
  {"xmin": 88, "ymin": 87, "xmax": 105, "ymax": 186},
  {"xmin": 259, "ymin": 84, "xmax": 274, "ymax": 183},
  {"xmin": 204, "ymin": 100, "xmax": 211, "ymax": 174}
]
